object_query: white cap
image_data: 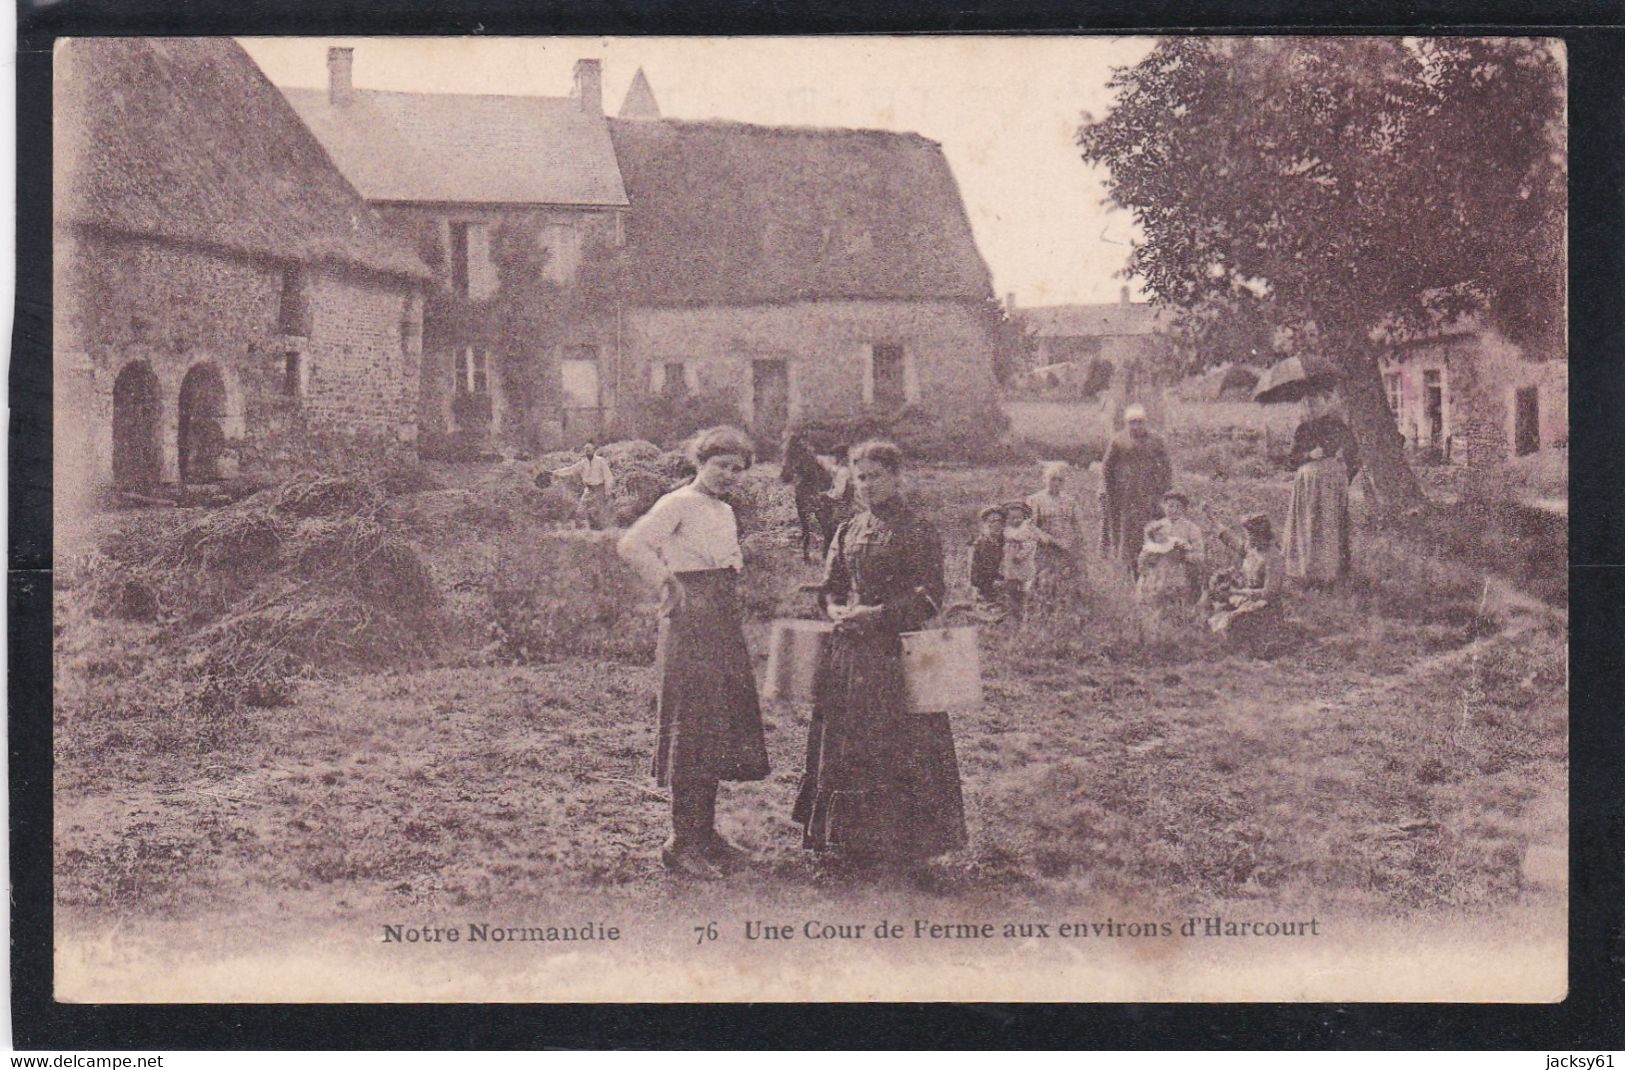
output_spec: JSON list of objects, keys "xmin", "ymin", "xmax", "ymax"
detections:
[{"xmin": 1124, "ymin": 403, "xmax": 1148, "ymax": 421}]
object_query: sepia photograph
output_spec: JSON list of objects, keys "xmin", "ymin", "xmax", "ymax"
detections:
[{"xmin": 48, "ymin": 33, "xmax": 1568, "ymax": 1003}]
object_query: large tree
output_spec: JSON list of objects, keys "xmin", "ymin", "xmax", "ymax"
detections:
[{"xmin": 1078, "ymin": 37, "xmax": 1565, "ymax": 510}]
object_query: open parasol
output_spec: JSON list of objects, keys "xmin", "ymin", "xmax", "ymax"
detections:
[{"xmin": 1252, "ymin": 355, "xmax": 1342, "ymax": 404}]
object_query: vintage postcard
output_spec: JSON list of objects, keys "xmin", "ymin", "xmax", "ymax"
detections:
[{"xmin": 50, "ymin": 35, "xmax": 1568, "ymax": 1003}]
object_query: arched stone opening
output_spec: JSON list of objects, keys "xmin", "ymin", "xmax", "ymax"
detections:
[
  {"xmin": 178, "ymin": 362, "xmax": 229, "ymax": 483},
  {"xmin": 111, "ymin": 361, "xmax": 162, "ymax": 489}
]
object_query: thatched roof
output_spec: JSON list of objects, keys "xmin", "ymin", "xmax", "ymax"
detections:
[
  {"xmin": 607, "ymin": 118, "xmax": 994, "ymax": 307},
  {"xmin": 1018, "ymin": 301, "xmax": 1166, "ymax": 338},
  {"xmin": 55, "ymin": 38, "xmax": 427, "ymax": 280},
  {"xmin": 282, "ymin": 87, "xmax": 629, "ymax": 207}
]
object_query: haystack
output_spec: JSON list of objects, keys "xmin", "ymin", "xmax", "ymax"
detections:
[{"xmin": 81, "ymin": 473, "xmax": 447, "ymax": 685}]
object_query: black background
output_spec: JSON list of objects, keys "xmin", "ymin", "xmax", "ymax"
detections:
[{"xmin": 11, "ymin": 0, "xmax": 1624, "ymax": 1049}]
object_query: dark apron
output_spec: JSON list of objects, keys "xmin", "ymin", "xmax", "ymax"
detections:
[{"xmin": 651, "ymin": 569, "xmax": 769, "ymax": 787}]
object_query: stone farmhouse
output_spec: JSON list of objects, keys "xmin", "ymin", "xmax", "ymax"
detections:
[
  {"xmin": 53, "ymin": 38, "xmax": 430, "ymax": 510},
  {"xmin": 275, "ymin": 50, "xmax": 1002, "ymax": 452},
  {"xmin": 281, "ymin": 51, "xmax": 629, "ymax": 453},
  {"xmin": 1380, "ymin": 324, "xmax": 1568, "ymax": 470},
  {"xmin": 607, "ymin": 112, "xmax": 1001, "ymax": 448}
]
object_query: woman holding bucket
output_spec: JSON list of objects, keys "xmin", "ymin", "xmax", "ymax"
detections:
[
  {"xmin": 792, "ymin": 439, "xmax": 968, "ymax": 868},
  {"xmin": 617, "ymin": 426, "xmax": 769, "ymax": 877}
]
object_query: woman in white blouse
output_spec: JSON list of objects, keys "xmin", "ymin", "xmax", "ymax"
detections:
[{"xmin": 617, "ymin": 426, "xmax": 768, "ymax": 877}]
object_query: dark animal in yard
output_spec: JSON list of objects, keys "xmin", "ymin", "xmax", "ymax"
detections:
[{"xmin": 781, "ymin": 433, "xmax": 836, "ymax": 563}]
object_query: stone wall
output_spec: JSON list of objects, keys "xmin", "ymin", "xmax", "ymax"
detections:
[
  {"xmin": 54, "ymin": 227, "xmax": 422, "ymax": 510},
  {"xmin": 620, "ymin": 298, "xmax": 1000, "ymax": 442}
]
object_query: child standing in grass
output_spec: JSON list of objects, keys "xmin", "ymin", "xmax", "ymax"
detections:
[
  {"xmin": 1025, "ymin": 461, "xmax": 1085, "ymax": 612},
  {"xmin": 1001, "ymin": 501, "xmax": 1039, "ymax": 621},
  {"xmin": 969, "ymin": 504, "xmax": 1007, "ymax": 620}
]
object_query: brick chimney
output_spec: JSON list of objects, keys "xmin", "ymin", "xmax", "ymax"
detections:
[
  {"xmin": 1120, "ymin": 285, "xmax": 1130, "ymax": 305},
  {"xmin": 328, "ymin": 47, "xmax": 354, "ymax": 106},
  {"xmin": 573, "ymin": 59, "xmax": 603, "ymax": 115},
  {"xmin": 1005, "ymin": 292, "xmax": 1017, "ymax": 315}
]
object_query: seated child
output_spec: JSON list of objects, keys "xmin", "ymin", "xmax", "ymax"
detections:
[
  {"xmin": 1001, "ymin": 501, "xmax": 1039, "ymax": 621},
  {"xmin": 970, "ymin": 504, "xmax": 1007, "ymax": 619},
  {"xmin": 1208, "ymin": 512, "xmax": 1285, "ymax": 648},
  {"xmin": 1137, "ymin": 489, "xmax": 1206, "ymax": 614}
]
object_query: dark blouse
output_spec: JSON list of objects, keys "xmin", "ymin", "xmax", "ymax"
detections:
[
  {"xmin": 1290, "ymin": 415, "xmax": 1361, "ymax": 479},
  {"xmin": 820, "ymin": 500, "xmax": 946, "ymax": 634},
  {"xmin": 969, "ymin": 533, "xmax": 1005, "ymax": 596}
]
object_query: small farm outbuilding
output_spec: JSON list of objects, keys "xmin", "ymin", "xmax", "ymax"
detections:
[{"xmin": 54, "ymin": 38, "xmax": 429, "ymax": 513}]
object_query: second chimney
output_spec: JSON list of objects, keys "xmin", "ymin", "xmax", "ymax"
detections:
[
  {"xmin": 573, "ymin": 59, "xmax": 603, "ymax": 115},
  {"xmin": 1120, "ymin": 285, "xmax": 1130, "ymax": 305},
  {"xmin": 328, "ymin": 47, "xmax": 354, "ymax": 106}
]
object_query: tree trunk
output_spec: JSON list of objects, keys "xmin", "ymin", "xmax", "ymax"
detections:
[{"xmin": 1335, "ymin": 337, "xmax": 1426, "ymax": 518}]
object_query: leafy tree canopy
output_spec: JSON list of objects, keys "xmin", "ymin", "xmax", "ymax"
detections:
[
  {"xmin": 1079, "ymin": 37, "xmax": 1564, "ymax": 351},
  {"xmin": 1078, "ymin": 37, "xmax": 1566, "ymax": 507}
]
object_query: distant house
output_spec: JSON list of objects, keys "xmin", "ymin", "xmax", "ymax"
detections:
[
  {"xmin": 1011, "ymin": 291, "xmax": 1174, "ymax": 424},
  {"xmin": 1380, "ymin": 325, "xmax": 1567, "ymax": 469},
  {"xmin": 1014, "ymin": 289, "xmax": 1168, "ymax": 368},
  {"xmin": 281, "ymin": 51, "xmax": 630, "ymax": 451},
  {"xmin": 53, "ymin": 38, "xmax": 430, "ymax": 511},
  {"xmin": 607, "ymin": 113, "xmax": 1001, "ymax": 446}
]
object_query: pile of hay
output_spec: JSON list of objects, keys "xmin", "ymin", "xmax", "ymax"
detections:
[{"xmin": 67, "ymin": 475, "xmax": 448, "ymax": 705}]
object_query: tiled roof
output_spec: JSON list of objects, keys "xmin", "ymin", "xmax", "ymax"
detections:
[
  {"xmin": 281, "ymin": 86, "xmax": 629, "ymax": 207},
  {"xmin": 55, "ymin": 38, "xmax": 428, "ymax": 279},
  {"xmin": 608, "ymin": 118, "xmax": 993, "ymax": 306}
]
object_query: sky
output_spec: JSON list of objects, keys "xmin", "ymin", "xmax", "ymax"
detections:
[{"xmin": 240, "ymin": 36, "xmax": 1156, "ymax": 309}]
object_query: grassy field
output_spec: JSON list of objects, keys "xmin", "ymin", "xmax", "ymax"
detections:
[
  {"xmin": 55, "ymin": 415, "xmax": 1568, "ymax": 972},
  {"xmin": 49, "ymin": 398, "xmax": 1564, "ymax": 1001}
]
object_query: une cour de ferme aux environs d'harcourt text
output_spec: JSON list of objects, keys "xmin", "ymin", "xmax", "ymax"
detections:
[{"xmin": 379, "ymin": 916, "xmax": 1322, "ymax": 945}]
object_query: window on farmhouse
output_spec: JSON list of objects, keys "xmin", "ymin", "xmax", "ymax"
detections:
[
  {"xmin": 400, "ymin": 299, "xmax": 421, "ymax": 356},
  {"xmin": 283, "ymin": 351, "xmax": 303, "ymax": 398},
  {"xmin": 662, "ymin": 362, "xmax": 687, "ymax": 399},
  {"xmin": 278, "ymin": 268, "xmax": 311, "ymax": 336},
  {"xmin": 450, "ymin": 223, "xmax": 472, "ymax": 298},
  {"xmin": 1384, "ymin": 372, "xmax": 1401, "ymax": 416},
  {"xmin": 872, "ymin": 344, "xmax": 905, "ymax": 409},
  {"xmin": 454, "ymin": 347, "xmax": 489, "ymax": 396}
]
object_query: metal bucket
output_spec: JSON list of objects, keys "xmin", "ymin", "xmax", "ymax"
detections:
[
  {"xmin": 763, "ymin": 618, "xmax": 833, "ymax": 704},
  {"xmin": 900, "ymin": 626, "xmax": 983, "ymax": 714}
]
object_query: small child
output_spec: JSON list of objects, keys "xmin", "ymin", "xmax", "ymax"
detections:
[
  {"xmin": 969, "ymin": 504, "xmax": 1007, "ymax": 619},
  {"xmin": 1002, "ymin": 501, "xmax": 1039, "ymax": 621}
]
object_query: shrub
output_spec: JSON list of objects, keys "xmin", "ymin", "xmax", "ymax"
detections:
[
  {"xmin": 481, "ymin": 531, "xmax": 655, "ymax": 665},
  {"xmin": 629, "ymin": 389, "xmax": 747, "ymax": 451}
]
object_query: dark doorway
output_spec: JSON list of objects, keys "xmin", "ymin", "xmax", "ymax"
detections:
[
  {"xmin": 1514, "ymin": 386, "xmax": 1541, "ymax": 456},
  {"xmin": 1423, "ymin": 369, "xmax": 1444, "ymax": 446},
  {"xmin": 178, "ymin": 363, "xmax": 228, "ymax": 483},
  {"xmin": 872, "ymin": 344, "xmax": 905, "ymax": 409},
  {"xmin": 752, "ymin": 359, "xmax": 790, "ymax": 446},
  {"xmin": 112, "ymin": 361, "xmax": 161, "ymax": 489}
]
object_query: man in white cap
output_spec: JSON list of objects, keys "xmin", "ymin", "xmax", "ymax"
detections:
[{"xmin": 1100, "ymin": 403, "xmax": 1173, "ymax": 576}]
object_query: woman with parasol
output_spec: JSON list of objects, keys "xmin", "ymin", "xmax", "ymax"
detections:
[{"xmin": 1254, "ymin": 356, "xmax": 1356, "ymax": 588}]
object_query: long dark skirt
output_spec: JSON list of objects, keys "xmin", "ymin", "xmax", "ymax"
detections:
[
  {"xmin": 792, "ymin": 631, "xmax": 968, "ymax": 859},
  {"xmin": 652, "ymin": 569, "xmax": 769, "ymax": 787}
]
